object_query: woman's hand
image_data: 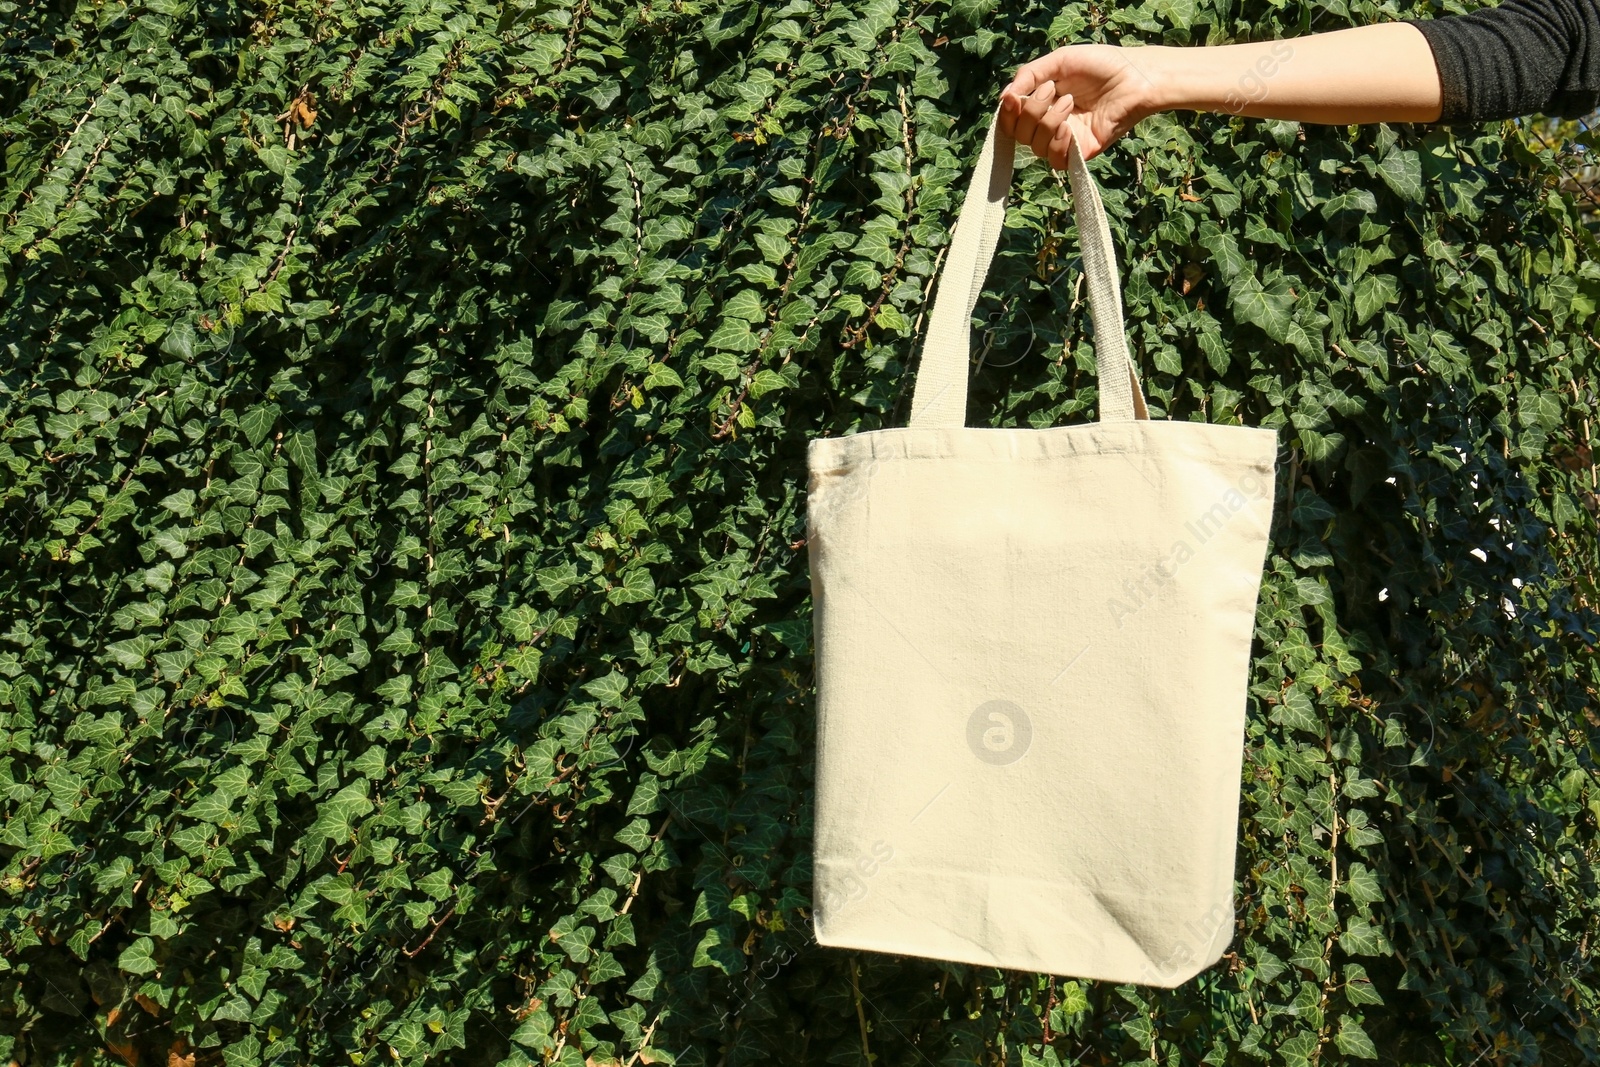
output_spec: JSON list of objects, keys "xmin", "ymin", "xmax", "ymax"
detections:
[
  {"xmin": 998, "ymin": 44, "xmax": 1162, "ymax": 167},
  {"xmin": 999, "ymin": 27, "xmax": 1444, "ymax": 169}
]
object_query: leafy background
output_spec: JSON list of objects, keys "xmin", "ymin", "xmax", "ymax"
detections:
[{"xmin": 3, "ymin": 0, "xmax": 1599, "ymax": 1064}]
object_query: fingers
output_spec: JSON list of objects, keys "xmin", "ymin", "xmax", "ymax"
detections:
[
  {"xmin": 1001, "ymin": 79, "xmax": 1077, "ymax": 171},
  {"xmin": 1047, "ymin": 114, "xmax": 1080, "ymax": 170},
  {"xmin": 1009, "ymin": 79, "xmax": 1060, "ymax": 149},
  {"xmin": 1000, "ymin": 49, "xmax": 1064, "ymax": 136},
  {"xmin": 1003, "ymin": 49, "xmax": 1067, "ymax": 106},
  {"xmin": 999, "ymin": 79, "xmax": 1035, "ymax": 128},
  {"xmin": 1031, "ymin": 91, "xmax": 1075, "ymax": 164}
]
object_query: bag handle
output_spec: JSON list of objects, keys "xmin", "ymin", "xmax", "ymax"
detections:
[{"xmin": 907, "ymin": 107, "xmax": 1148, "ymax": 427}]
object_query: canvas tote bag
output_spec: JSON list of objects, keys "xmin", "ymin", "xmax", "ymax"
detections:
[{"xmin": 806, "ymin": 110, "xmax": 1278, "ymax": 987}]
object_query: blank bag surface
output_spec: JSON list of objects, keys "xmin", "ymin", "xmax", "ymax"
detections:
[{"xmin": 805, "ymin": 112, "xmax": 1278, "ymax": 986}]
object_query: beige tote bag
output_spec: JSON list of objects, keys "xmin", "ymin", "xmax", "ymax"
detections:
[{"xmin": 806, "ymin": 111, "xmax": 1278, "ymax": 987}]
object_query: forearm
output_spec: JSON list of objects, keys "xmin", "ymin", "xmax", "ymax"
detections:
[{"xmin": 1131, "ymin": 23, "xmax": 1443, "ymax": 125}]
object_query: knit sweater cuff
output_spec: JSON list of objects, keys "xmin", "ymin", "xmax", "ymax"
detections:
[{"xmin": 1404, "ymin": 18, "xmax": 1469, "ymax": 123}]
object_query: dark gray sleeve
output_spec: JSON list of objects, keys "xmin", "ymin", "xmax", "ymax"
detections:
[{"xmin": 1404, "ymin": 0, "xmax": 1600, "ymax": 123}]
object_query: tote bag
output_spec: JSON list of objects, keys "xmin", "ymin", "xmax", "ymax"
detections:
[{"xmin": 806, "ymin": 111, "xmax": 1278, "ymax": 987}]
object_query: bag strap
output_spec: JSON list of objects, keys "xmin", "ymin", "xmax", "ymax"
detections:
[{"xmin": 907, "ymin": 108, "xmax": 1148, "ymax": 427}]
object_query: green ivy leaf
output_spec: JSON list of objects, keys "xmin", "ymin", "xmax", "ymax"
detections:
[
  {"xmin": 582, "ymin": 671, "xmax": 630, "ymax": 708},
  {"xmin": 1271, "ymin": 685, "xmax": 1321, "ymax": 734},
  {"xmin": 1353, "ymin": 273, "xmax": 1399, "ymax": 325},
  {"xmin": 240, "ymin": 403, "xmax": 280, "ymax": 447},
  {"xmin": 118, "ymin": 936, "xmax": 159, "ymax": 976},
  {"xmin": 1376, "ymin": 146, "xmax": 1424, "ymax": 202},
  {"xmin": 1344, "ymin": 863, "xmax": 1383, "ymax": 907},
  {"xmin": 614, "ymin": 818, "xmax": 652, "ymax": 852},
  {"xmin": 1335, "ymin": 1016, "xmax": 1379, "ymax": 1059},
  {"xmin": 1229, "ymin": 273, "xmax": 1294, "ymax": 342},
  {"xmin": 1341, "ymin": 918, "xmax": 1392, "ymax": 957},
  {"xmin": 308, "ymin": 781, "xmax": 374, "ymax": 844}
]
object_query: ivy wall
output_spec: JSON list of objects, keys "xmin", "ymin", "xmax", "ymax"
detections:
[{"xmin": 2, "ymin": 0, "xmax": 1599, "ymax": 1064}]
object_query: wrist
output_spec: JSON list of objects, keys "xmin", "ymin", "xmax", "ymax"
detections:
[{"xmin": 1125, "ymin": 45, "xmax": 1190, "ymax": 117}]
